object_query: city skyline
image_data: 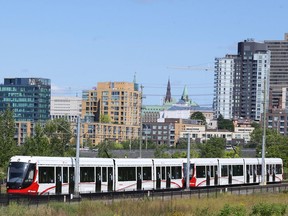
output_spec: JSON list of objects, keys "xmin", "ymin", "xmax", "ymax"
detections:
[{"xmin": 1, "ymin": 0, "xmax": 287, "ymax": 106}]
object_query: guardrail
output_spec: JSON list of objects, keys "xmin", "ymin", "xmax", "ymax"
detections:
[{"xmin": 1, "ymin": 183, "xmax": 288, "ymax": 207}]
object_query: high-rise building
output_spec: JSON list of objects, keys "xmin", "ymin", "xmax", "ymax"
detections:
[
  {"xmin": 0, "ymin": 78, "xmax": 51, "ymax": 122},
  {"xmin": 214, "ymin": 55, "xmax": 238, "ymax": 119},
  {"xmin": 82, "ymin": 81, "xmax": 141, "ymax": 126},
  {"xmin": 213, "ymin": 40, "xmax": 270, "ymax": 121},
  {"xmin": 50, "ymin": 96, "xmax": 82, "ymax": 122},
  {"xmin": 236, "ymin": 40, "xmax": 270, "ymax": 121},
  {"xmin": 264, "ymin": 33, "xmax": 288, "ymax": 108},
  {"xmin": 80, "ymin": 81, "xmax": 142, "ymax": 145}
]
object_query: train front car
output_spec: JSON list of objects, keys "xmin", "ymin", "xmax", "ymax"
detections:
[{"xmin": 7, "ymin": 156, "xmax": 38, "ymax": 195}]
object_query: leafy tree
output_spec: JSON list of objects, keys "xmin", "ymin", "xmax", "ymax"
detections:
[
  {"xmin": 121, "ymin": 138, "xmax": 142, "ymax": 150},
  {"xmin": 190, "ymin": 112, "xmax": 206, "ymax": 125},
  {"xmin": 0, "ymin": 108, "xmax": 18, "ymax": 168},
  {"xmin": 97, "ymin": 139, "xmax": 115, "ymax": 158},
  {"xmin": 176, "ymin": 138, "xmax": 188, "ymax": 149},
  {"xmin": 44, "ymin": 118, "xmax": 73, "ymax": 156},
  {"xmin": 21, "ymin": 118, "xmax": 74, "ymax": 157},
  {"xmin": 217, "ymin": 114, "xmax": 234, "ymax": 131},
  {"xmin": 154, "ymin": 144, "xmax": 168, "ymax": 158},
  {"xmin": 100, "ymin": 114, "xmax": 111, "ymax": 123},
  {"xmin": 20, "ymin": 124, "xmax": 50, "ymax": 156},
  {"xmin": 198, "ymin": 137, "xmax": 226, "ymax": 158},
  {"xmin": 224, "ymin": 146, "xmax": 241, "ymax": 158}
]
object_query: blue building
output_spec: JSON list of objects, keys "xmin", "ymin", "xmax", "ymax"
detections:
[{"xmin": 0, "ymin": 78, "xmax": 51, "ymax": 122}]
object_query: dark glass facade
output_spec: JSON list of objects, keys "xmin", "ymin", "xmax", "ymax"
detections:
[{"xmin": 0, "ymin": 78, "xmax": 51, "ymax": 122}]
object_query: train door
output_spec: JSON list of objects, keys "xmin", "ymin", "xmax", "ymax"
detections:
[
  {"xmin": 272, "ymin": 165, "xmax": 276, "ymax": 182},
  {"xmin": 253, "ymin": 165, "xmax": 257, "ymax": 183},
  {"xmin": 56, "ymin": 167, "xmax": 62, "ymax": 194},
  {"xmin": 108, "ymin": 167, "xmax": 113, "ymax": 192},
  {"xmin": 156, "ymin": 167, "xmax": 161, "ymax": 189},
  {"xmin": 228, "ymin": 165, "xmax": 232, "ymax": 184},
  {"xmin": 206, "ymin": 166, "xmax": 210, "ymax": 186},
  {"xmin": 137, "ymin": 167, "xmax": 142, "ymax": 190},
  {"xmin": 95, "ymin": 167, "xmax": 101, "ymax": 192},
  {"xmin": 69, "ymin": 167, "xmax": 75, "ymax": 194},
  {"xmin": 161, "ymin": 167, "xmax": 165, "ymax": 189},
  {"xmin": 266, "ymin": 164, "xmax": 271, "ymax": 183},
  {"xmin": 246, "ymin": 165, "xmax": 250, "ymax": 183},
  {"xmin": 214, "ymin": 165, "xmax": 218, "ymax": 186},
  {"xmin": 102, "ymin": 167, "xmax": 107, "ymax": 192},
  {"xmin": 166, "ymin": 166, "xmax": 171, "ymax": 189}
]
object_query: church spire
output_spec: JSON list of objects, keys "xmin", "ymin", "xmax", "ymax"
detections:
[
  {"xmin": 164, "ymin": 78, "xmax": 172, "ymax": 103},
  {"xmin": 181, "ymin": 85, "xmax": 189, "ymax": 102}
]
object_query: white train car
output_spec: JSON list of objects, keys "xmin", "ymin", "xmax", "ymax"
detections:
[
  {"xmin": 152, "ymin": 158, "xmax": 184, "ymax": 190},
  {"xmin": 114, "ymin": 158, "xmax": 153, "ymax": 191},
  {"xmin": 184, "ymin": 158, "xmax": 283, "ymax": 188},
  {"xmin": 6, "ymin": 156, "xmax": 283, "ymax": 195}
]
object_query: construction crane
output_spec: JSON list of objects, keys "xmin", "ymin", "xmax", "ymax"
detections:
[{"xmin": 167, "ymin": 66, "xmax": 214, "ymax": 71}]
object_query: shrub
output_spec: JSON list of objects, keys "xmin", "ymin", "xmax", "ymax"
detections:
[{"xmin": 251, "ymin": 202, "xmax": 287, "ymax": 216}]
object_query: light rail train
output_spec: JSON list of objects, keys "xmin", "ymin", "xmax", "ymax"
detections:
[{"xmin": 6, "ymin": 156, "xmax": 283, "ymax": 195}]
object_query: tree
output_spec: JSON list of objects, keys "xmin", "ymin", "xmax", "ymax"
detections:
[
  {"xmin": 224, "ymin": 146, "xmax": 241, "ymax": 158},
  {"xmin": 250, "ymin": 127, "xmax": 288, "ymax": 168},
  {"xmin": 20, "ymin": 124, "xmax": 50, "ymax": 156},
  {"xmin": 44, "ymin": 118, "xmax": 73, "ymax": 156},
  {"xmin": 0, "ymin": 108, "xmax": 18, "ymax": 168},
  {"xmin": 198, "ymin": 137, "xmax": 226, "ymax": 158},
  {"xmin": 21, "ymin": 118, "xmax": 74, "ymax": 157},
  {"xmin": 100, "ymin": 114, "xmax": 111, "ymax": 123},
  {"xmin": 190, "ymin": 112, "xmax": 206, "ymax": 125},
  {"xmin": 217, "ymin": 114, "xmax": 234, "ymax": 131},
  {"xmin": 97, "ymin": 139, "xmax": 115, "ymax": 158}
]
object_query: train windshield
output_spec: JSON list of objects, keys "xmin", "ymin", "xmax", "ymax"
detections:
[
  {"xmin": 183, "ymin": 163, "xmax": 194, "ymax": 178},
  {"xmin": 7, "ymin": 162, "xmax": 30, "ymax": 183}
]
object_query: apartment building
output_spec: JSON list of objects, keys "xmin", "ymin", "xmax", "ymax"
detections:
[
  {"xmin": 265, "ymin": 33, "xmax": 288, "ymax": 108},
  {"xmin": 80, "ymin": 81, "xmax": 142, "ymax": 145},
  {"xmin": 213, "ymin": 39, "xmax": 270, "ymax": 121}
]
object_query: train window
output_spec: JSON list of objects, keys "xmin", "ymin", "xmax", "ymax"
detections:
[
  {"xmin": 39, "ymin": 167, "xmax": 55, "ymax": 183},
  {"xmin": 210, "ymin": 166, "xmax": 214, "ymax": 177},
  {"xmin": 221, "ymin": 165, "xmax": 228, "ymax": 177},
  {"xmin": 143, "ymin": 167, "xmax": 152, "ymax": 180},
  {"xmin": 196, "ymin": 166, "xmax": 205, "ymax": 178},
  {"xmin": 276, "ymin": 164, "xmax": 282, "ymax": 174},
  {"xmin": 102, "ymin": 167, "xmax": 107, "ymax": 182},
  {"xmin": 80, "ymin": 167, "xmax": 94, "ymax": 182},
  {"xmin": 257, "ymin": 165, "xmax": 262, "ymax": 175},
  {"xmin": 118, "ymin": 167, "xmax": 136, "ymax": 181},
  {"xmin": 171, "ymin": 166, "xmax": 182, "ymax": 179},
  {"xmin": 162, "ymin": 167, "xmax": 165, "ymax": 180},
  {"xmin": 63, "ymin": 167, "xmax": 68, "ymax": 183},
  {"xmin": 232, "ymin": 165, "xmax": 243, "ymax": 176}
]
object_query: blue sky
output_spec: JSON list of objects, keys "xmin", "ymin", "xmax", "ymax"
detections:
[{"xmin": 0, "ymin": 0, "xmax": 287, "ymax": 106}]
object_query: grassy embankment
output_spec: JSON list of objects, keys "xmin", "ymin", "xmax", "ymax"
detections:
[{"xmin": 1, "ymin": 192, "xmax": 288, "ymax": 216}]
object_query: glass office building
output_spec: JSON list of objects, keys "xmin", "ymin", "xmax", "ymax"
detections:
[{"xmin": 0, "ymin": 78, "xmax": 51, "ymax": 122}]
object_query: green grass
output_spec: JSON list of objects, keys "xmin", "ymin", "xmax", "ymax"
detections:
[{"xmin": 1, "ymin": 192, "xmax": 288, "ymax": 216}]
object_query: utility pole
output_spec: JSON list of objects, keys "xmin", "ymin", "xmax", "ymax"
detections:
[
  {"xmin": 186, "ymin": 133, "xmax": 191, "ymax": 189},
  {"xmin": 139, "ymin": 84, "xmax": 144, "ymax": 158},
  {"xmin": 261, "ymin": 78, "xmax": 267, "ymax": 185},
  {"xmin": 74, "ymin": 115, "xmax": 81, "ymax": 197}
]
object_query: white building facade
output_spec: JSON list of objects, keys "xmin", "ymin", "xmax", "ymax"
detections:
[
  {"xmin": 50, "ymin": 96, "xmax": 82, "ymax": 122},
  {"xmin": 214, "ymin": 55, "xmax": 236, "ymax": 119}
]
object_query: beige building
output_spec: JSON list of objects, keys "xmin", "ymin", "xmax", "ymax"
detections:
[{"xmin": 81, "ymin": 81, "xmax": 142, "ymax": 145}]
